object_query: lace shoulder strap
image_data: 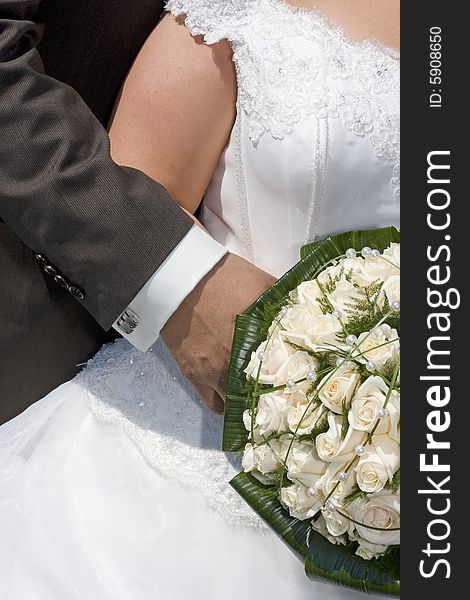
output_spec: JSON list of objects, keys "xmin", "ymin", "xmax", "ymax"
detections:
[{"xmin": 165, "ymin": 0, "xmax": 253, "ymax": 44}]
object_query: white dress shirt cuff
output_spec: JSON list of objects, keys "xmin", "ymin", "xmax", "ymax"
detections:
[{"xmin": 113, "ymin": 225, "xmax": 227, "ymax": 351}]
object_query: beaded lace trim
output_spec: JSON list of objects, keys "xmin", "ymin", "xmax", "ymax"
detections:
[
  {"xmin": 166, "ymin": 0, "xmax": 400, "ymax": 197},
  {"xmin": 78, "ymin": 339, "xmax": 264, "ymax": 529}
]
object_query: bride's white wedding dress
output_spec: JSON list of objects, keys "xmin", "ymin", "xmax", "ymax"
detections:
[{"xmin": 0, "ymin": 1, "xmax": 399, "ymax": 598}]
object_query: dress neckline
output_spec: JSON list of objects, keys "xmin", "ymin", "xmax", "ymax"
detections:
[{"xmin": 272, "ymin": 0, "xmax": 400, "ymax": 61}]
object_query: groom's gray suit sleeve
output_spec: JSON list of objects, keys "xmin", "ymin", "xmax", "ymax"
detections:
[{"xmin": 0, "ymin": 0, "xmax": 193, "ymax": 330}]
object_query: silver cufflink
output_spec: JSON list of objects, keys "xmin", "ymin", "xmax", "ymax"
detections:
[{"xmin": 116, "ymin": 309, "xmax": 140, "ymax": 335}]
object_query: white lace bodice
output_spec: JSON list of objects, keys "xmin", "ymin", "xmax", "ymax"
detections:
[
  {"xmin": 167, "ymin": 0, "xmax": 400, "ymax": 275},
  {"xmin": 82, "ymin": 0, "xmax": 400, "ymax": 527}
]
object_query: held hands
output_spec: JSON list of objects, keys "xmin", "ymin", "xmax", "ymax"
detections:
[{"xmin": 161, "ymin": 254, "xmax": 276, "ymax": 414}]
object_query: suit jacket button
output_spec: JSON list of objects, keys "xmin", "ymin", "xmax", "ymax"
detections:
[
  {"xmin": 34, "ymin": 253, "xmax": 48, "ymax": 266},
  {"xmin": 44, "ymin": 264, "xmax": 58, "ymax": 276},
  {"xmin": 69, "ymin": 286, "xmax": 85, "ymax": 300},
  {"xmin": 53, "ymin": 275, "xmax": 69, "ymax": 289}
]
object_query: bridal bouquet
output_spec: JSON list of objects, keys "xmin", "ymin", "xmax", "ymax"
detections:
[{"xmin": 223, "ymin": 228, "xmax": 400, "ymax": 596}]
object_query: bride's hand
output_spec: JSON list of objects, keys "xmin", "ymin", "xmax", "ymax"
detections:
[{"xmin": 161, "ymin": 253, "xmax": 276, "ymax": 414}]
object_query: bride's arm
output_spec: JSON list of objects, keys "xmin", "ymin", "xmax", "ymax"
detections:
[
  {"xmin": 107, "ymin": 14, "xmax": 275, "ymax": 415},
  {"xmin": 108, "ymin": 13, "xmax": 237, "ymax": 215}
]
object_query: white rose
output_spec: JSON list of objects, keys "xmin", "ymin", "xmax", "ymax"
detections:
[
  {"xmin": 354, "ymin": 538, "xmax": 389, "ymax": 560},
  {"xmin": 243, "ymin": 410, "xmax": 263, "ymax": 443},
  {"xmin": 242, "ymin": 444, "xmax": 276, "ymax": 482},
  {"xmin": 295, "ymin": 280, "xmax": 324, "ymax": 312},
  {"xmin": 383, "ymin": 242, "xmax": 400, "ymax": 268},
  {"xmin": 323, "ymin": 508, "xmax": 350, "ymax": 537},
  {"xmin": 382, "ymin": 275, "xmax": 400, "ymax": 305},
  {"xmin": 303, "ymin": 314, "xmax": 342, "ymax": 351},
  {"xmin": 280, "ymin": 484, "xmax": 323, "ymax": 520},
  {"xmin": 241, "ymin": 443, "xmax": 267, "ymax": 482},
  {"xmin": 273, "ymin": 351, "xmax": 318, "ymax": 389},
  {"xmin": 316, "ymin": 414, "xmax": 366, "ymax": 463},
  {"xmin": 267, "ymin": 318, "xmax": 282, "ymax": 337},
  {"xmin": 317, "ymin": 257, "xmax": 365, "ymax": 287},
  {"xmin": 354, "ymin": 250, "xmax": 399, "ymax": 286},
  {"xmin": 286, "ymin": 442, "xmax": 327, "ymax": 488},
  {"xmin": 319, "ymin": 461, "xmax": 357, "ymax": 504},
  {"xmin": 244, "ymin": 333, "xmax": 293, "ymax": 384},
  {"xmin": 269, "ymin": 436, "xmax": 293, "ymax": 466},
  {"xmin": 317, "ymin": 263, "xmax": 342, "ymax": 286},
  {"xmin": 242, "ymin": 438, "xmax": 290, "ymax": 479},
  {"xmin": 287, "ymin": 401, "xmax": 326, "ymax": 435},
  {"xmin": 327, "ymin": 279, "xmax": 361, "ymax": 316},
  {"xmin": 353, "ymin": 324, "xmax": 399, "ymax": 372},
  {"xmin": 243, "ymin": 409, "xmax": 251, "ymax": 432},
  {"xmin": 348, "ymin": 491, "xmax": 400, "ymax": 548},
  {"xmin": 284, "ymin": 388, "xmax": 310, "ymax": 408},
  {"xmin": 241, "ymin": 443, "xmax": 258, "ymax": 473},
  {"xmin": 318, "ymin": 362, "xmax": 360, "ymax": 414},
  {"xmin": 349, "ymin": 376, "xmax": 400, "ymax": 442},
  {"xmin": 280, "ymin": 303, "xmax": 326, "ymax": 345},
  {"xmin": 355, "ymin": 435, "xmax": 400, "ymax": 493},
  {"xmin": 311, "ymin": 514, "xmax": 346, "ymax": 545},
  {"xmin": 255, "ymin": 392, "xmax": 290, "ymax": 436}
]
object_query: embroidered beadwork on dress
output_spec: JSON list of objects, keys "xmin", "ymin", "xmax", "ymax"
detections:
[
  {"xmin": 78, "ymin": 339, "xmax": 264, "ymax": 530},
  {"xmin": 234, "ymin": 108, "xmax": 255, "ymax": 261},
  {"xmin": 165, "ymin": 0, "xmax": 253, "ymax": 45},
  {"xmin": 166, "ymin": 0, "xmax": 400, "ymax": 197},
  {"xmin": 305, "ymin": 116, "xmax": 329, "ymax": 244}
]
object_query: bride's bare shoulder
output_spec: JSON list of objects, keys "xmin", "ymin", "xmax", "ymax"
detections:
[{"xmin": 109, "ymin": 13, "xmax": 236, "ymax": 212}]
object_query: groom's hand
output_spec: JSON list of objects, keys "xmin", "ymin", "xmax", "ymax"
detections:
[{"xmin": 161, "ymin": 254, "xmax": 276, "ymax": 414}]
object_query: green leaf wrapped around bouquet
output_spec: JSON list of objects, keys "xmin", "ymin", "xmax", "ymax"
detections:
[
  {"xmin": 223, "ymin": 227, "xmax": 400, "ymax": 596},
  {"xmin": 230, "ymin": 472, "xmax": 399, "ymax": 596}
]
